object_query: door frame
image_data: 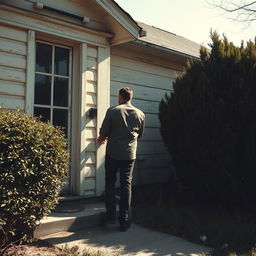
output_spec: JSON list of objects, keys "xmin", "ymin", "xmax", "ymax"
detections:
[{"xmin": 26, "ymin": 30, "xmax": 81, "ymax": 195}]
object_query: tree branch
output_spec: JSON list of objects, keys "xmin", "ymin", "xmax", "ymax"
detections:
[{"xmin": 213, "ymin": 0, "xmax": 256, "ymax": 24}]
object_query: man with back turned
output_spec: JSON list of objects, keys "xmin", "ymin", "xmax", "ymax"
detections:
[{"xmin": 98, "ymin": 87, "xmax": 145, "ymax": 232}]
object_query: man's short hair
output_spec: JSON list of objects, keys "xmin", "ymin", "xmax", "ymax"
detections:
[{"xmin": 119, "ymin": 87, "xmax": 133, "ymax": 102}]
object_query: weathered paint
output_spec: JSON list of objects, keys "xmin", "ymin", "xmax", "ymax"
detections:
[{"xmin": 0, "ymin": 25, "xmax": 27, "ymax": 110}]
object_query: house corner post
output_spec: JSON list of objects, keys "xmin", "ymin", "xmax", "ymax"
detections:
[
  {"xmin": 96, "ymin": 46, "xmax": 110, "ymax": 197},
  {"xmin": 25, "ymin": 30, "xmax": 35, "ymax": 115},
  {"xmin": 77, "ymin": 43, "xmax": 88, "ymax": 195}
]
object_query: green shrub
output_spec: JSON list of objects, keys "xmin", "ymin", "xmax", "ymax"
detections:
[
  {"xmin": 159, "ymin": 32, "xmax": 256, "ymax": 205},
  {"xmin": 0, "ymin": 109, "xmax": 68, "ymax": 249}
]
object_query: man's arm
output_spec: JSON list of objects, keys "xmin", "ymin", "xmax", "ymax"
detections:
[
  {"xmin": 98, "ymin": 109, "xmax": 111, "ymax": 144},
  {"xmin": 138, "ymin": 117, "xmax": 145, "ymax": 139}
]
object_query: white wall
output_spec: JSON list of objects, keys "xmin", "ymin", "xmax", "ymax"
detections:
[
  {"xmin": 0, "ymin": 24, "xmax": 27, "ymax": 110},
  {"xmin": 0, "ymin": 4, "xmax": 111, "ymax": 197},
  {"xmin": 80, "ymin": 45, "xmax": 110, "ymax": 197},
  {"xmin": 81, "ymin": 46, "xmax": 98, "ymax": 197}
]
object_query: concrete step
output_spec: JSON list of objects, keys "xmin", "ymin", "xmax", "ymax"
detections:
[{"xmin": 34, "ymin": 198, "xmax": 105, "ymax": 238}]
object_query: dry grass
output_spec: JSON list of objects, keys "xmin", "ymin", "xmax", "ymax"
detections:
[
  {"xmin": 2, "ymin": 242, "xmax": 107, "ymax": 256},
  {"xmin": 61, "ymin": 245, "xmax": 106, "ymax": 256}
]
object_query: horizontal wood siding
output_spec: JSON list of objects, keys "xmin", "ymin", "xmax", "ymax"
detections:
[
  {"xmin": 110, "ymin": 54, "xmax": 175, "ymax": 185},
  {"xmin": 0, "ymin": 25, "xmax": 27, "ymax": 110},
  {"xmin": 82, "ymin": 45, "xmax": 98, "ymax": 196}
]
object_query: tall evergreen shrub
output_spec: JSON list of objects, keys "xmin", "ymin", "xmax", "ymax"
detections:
[
  {"xmin": 0, "ymin": 109, "xmax": 68, "ymax": 249},
  {"xmin": 159, "ymin": 32, "xmax": 256, "ymax": 204}
]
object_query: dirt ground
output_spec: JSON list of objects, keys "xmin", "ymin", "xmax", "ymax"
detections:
[{"xmin": 3, "ymin": 240, "xmax": 63, "ymax": 256}]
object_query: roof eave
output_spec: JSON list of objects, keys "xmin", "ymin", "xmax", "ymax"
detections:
[
  {"xmin": 95, "ymin": 0, "xmax": 142, "ymax": 42},
  {"xmin": 131, "ymin": 39, "xmax": 200, "ymax": 60}
]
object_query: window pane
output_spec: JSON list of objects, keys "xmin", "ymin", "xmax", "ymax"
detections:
[
  {"xmin": 55, "ymin": 47, "xmax": 69, "ymax": 76},
  {"xmin": 34, "ymin": 74, "xmax": 51, "ymax": 105},
  {"xmin": 53, "ymin": 77, "xmax": 69, "ymax": 107},
  {"xmin": 34, "ymin": 107, "xmax": 50, "ymax": 123},
  {"xmin": 36, "ymin": 43, "xmax": 52, "ymax": 73},
  {"xmin": 53, "ymin": 109, "xmax": 68, "ymax": 137}
]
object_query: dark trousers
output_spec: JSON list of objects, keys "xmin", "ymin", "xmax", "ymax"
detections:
[{"xmin": 105, "ymin": 155, "xmax": 135, "ymax": 224}]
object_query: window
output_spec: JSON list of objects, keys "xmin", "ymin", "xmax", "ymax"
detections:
[{"xmin": 34, "ymin": 41, "xmax": 72, "ymax": 142}]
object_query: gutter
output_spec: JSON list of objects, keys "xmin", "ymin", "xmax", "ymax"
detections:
[{"xmin": 131, "ymin": 39, "xmax": 200, "ymax": 60}]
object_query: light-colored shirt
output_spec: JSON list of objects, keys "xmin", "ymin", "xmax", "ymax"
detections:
[{"xmin": 100, "ymin": 103, "xmax": 145, "ymax": 160}]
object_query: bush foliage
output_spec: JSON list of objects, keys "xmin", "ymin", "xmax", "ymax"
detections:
[
  {"xmin": 0, "ymin": 109, "xmax": 68, "ymax": 248},
  {"xmin": 159, "ymin": 32, "xmax": 256, "ymax": 205}
]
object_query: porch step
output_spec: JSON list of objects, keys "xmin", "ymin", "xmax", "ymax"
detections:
[{"xmin": 34, "ymin": 199, "xmax": 105, "ymax": 238}]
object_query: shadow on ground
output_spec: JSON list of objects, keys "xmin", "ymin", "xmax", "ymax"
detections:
[{"xmin": 43, "ymin": 224, "xmax": 210, "ymax": 256}]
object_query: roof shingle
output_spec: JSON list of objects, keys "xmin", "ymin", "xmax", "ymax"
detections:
[{"xmin": 137, "ymin": 22, "xmax": 201, "ymax": 58}]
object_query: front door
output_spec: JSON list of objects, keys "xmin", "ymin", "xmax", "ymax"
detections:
[{"xmin": 33, "ymin": 41, "xmax": 72, "ymax": 193}]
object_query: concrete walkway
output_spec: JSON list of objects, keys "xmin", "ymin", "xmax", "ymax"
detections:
[{"xmin": 41, "ymin": 224, "xmax": 211, "ymax": 256}]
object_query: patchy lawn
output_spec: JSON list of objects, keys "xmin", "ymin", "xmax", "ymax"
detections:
[{"xmin": 3, "ymin": 240, "xmax": 105, "ymax": 256}]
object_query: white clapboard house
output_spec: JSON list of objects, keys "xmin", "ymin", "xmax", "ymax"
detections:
[{"xmin": 0, "ymin": 0, "xmax": 200, "ymax": 197}]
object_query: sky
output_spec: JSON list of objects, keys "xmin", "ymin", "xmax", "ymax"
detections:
[{"xmin": 114, "ymin": 0, "xmax": 256, "ymax": 47}]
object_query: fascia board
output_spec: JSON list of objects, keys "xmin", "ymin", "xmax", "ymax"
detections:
[{"xmin": 95, "ymin": 0, "xmax": 141, "ymax": 39}]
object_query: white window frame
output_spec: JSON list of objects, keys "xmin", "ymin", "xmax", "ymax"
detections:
[{"xmin": 34, "ymin": 40, "xmax": 72, "ymax": 146}]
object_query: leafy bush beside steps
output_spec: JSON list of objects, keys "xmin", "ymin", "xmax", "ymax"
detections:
[{"xmin": 0, "ymin": 109, "xmax": 68, "ymax": 250}]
